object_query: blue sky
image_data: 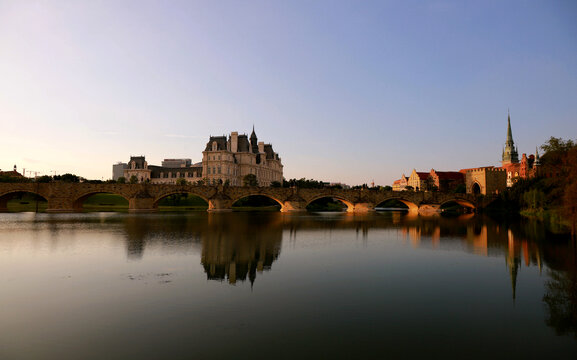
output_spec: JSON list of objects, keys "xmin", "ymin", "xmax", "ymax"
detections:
[{"xmin": 1, "ymin": 0, "xmax": 576, "ymax": 185}]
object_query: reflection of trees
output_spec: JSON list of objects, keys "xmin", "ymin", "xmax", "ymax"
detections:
[
  {"xmin": 543, "ymin": 269, "xmax": 577, "ymax": 338},
  {"xmin": 543, "ymin": 245, "xmax": 577, "ymax": 339}
]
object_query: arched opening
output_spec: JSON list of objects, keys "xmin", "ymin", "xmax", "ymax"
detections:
[
  {"xmin": 472, "ymin": 182, "xmax": 481, "ymax": 195},
  {"xmin": 306, "ymin": 197, "xmax": 352, "ymax": 212},
  {"xmin": 0, "ymin": 191, "xmax": 48, "ymax": 212},
  {"xmin": 155, "ymin": 193, "xmax": 209, "ymax": 211},
  {"xmin": 375, "ymin": 198, "xmax": 418, "ymax": 212},
  {"xmin": 440, "ymin": 200, "xmax": 475, "ymax": 216},
  {"xmin": 75, "ymin": 193, "xmax": 129, "ymax": 211},
  {"xmin": 232, "ymin": 195, "xmax": 281, "ymax": 211},
  {"xmin": 375, "ymin": 199, "xmax": 410, "ymax": 211}
]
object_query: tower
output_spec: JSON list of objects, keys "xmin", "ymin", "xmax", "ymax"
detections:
[
  {"xmin": 502, "ymin": 110, "xmax": 519, "ymax": 165},
  {"xmin": 250, "ymin": 125, "xmax": 259, "ymax": 154}
]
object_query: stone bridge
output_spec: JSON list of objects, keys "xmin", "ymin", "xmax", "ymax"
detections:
[{"xmin": 0, "ymin": 183, "xmax": 481, "ymax": 213}]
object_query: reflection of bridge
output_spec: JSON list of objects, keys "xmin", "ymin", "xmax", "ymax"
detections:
[{"xmin": 0, "ymin": 183, "xmax": 481, "ymax": 213}]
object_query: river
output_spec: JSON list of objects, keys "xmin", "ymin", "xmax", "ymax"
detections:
[{"xmin": 0, "ymin": 211, "xmax": 575, "ymax": 359}]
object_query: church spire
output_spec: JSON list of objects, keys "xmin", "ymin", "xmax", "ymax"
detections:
[
  {"xmin": 506, "ymin": 109, "xmax": 514, "ymax": 144},
  {"xmin": 502, "ymin": 110, "xmax": 519, "ymax": 165}
]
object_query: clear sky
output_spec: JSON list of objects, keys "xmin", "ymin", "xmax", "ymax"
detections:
[{"xmin": 1, "ymin": 0, "xmax": 576, "ymax": 185}]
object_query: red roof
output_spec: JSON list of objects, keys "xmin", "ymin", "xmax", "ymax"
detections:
[
  {"xmin": 416, "ymin": 172, "xmax": 429, "ymax": 180},
  {"xmin": 0, "ymin": 171, "xmax": 22, "ymax": 177},
  {"xmin": 433, "ymin": 171, "xmax": 464, "ymax": 181}
]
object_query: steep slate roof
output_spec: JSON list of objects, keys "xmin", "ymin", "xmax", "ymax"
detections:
[
  {"xmin": 415, "ymin": 172, "xmax": 429, "ymax": 180},
  {"xmin": 204, "ymin": 136, "xmax": 228, "ymax": 151},
  {"xmin": 237, "ymin": 135, "xmax": 250, "ymax": 152},
  {"xmin": 264, "ymin": 144, "xmax": 275, "ymax": 159}
]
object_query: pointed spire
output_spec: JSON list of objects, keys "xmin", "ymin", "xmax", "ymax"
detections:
[
  {"xmin": 507, "ymin": 110, "xmax": 513, "ymax": 143},
  {"xmin": 502, "ymin": 109, "xmax": 519, "ymax": 164}
]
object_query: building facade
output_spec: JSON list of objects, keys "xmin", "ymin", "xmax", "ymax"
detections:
[
  {"xmin": 202, "ymin": 128, "xmax": 283, "ymax": 186},
  {"xmin": 465, "ymin": 167, "xmax": 507, "ymax": 195},
  {"xmin": 117, "ymin": 128, "xmax": 282, "ymax": 186},
  {"xmin": 123, "ymin": 156, "xmax": 203, "ymax": 184},
  {"xmin": 112, "ymin": 162, "xmax": 128, "ymax": 181},
  {"xmin": 407, "ymin": 169, "xmax": 429, "ymax": 191}
]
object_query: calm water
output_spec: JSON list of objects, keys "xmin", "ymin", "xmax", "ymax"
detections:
[{"xmin": 0, "ymin": 211, "xmax": 575, "ymax": 359}]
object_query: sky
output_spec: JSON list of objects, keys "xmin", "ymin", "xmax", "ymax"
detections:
[{"xmin": 1, "ymin": 0, "xmax": 576, "ymax": 185}]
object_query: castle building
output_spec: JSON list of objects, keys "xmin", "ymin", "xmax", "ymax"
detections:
[
  {"xmin": 202, "ymin": 127, "xmax": 283, "ymax": 186},
  {"xmin": 118, "ymin": 128, "xmax": 283, "ymax": 186}
]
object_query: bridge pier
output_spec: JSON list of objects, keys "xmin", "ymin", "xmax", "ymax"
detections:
[
  {"xmin": 46, "ymin": 197, "xmax": 76, "ymax": 213},
  {"xmin": 418, "ymin": 204, "xmax": 441, "ymax": 216},
  {"xmin": 281, "ymin": 201, "xmax": 307, "ymax": 212},
  {"xmin": 348, "ymin": 203, "xmax": 375, "ymax": 213},
  {"xmin": 207, "ymin": 198, "xmax": 233, "ymax": 212},
  {"xmin": 128, "ymin": 197, "xmax": 157, "ymax": 212}
]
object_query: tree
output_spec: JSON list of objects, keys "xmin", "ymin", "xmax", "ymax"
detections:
[
  {"xmin": 196, "ymin": 179, "xmax": 206, "ymax": 186},
  {"xmin": 270, "ymin": 181, "xmax": 282, "ymax": 188},
  {"xmin": 383, "ymin": 185, "xmax": 393, "ymax": 191},
  {"xmin": 541, "ymin": 137, "xmax": 575, "ymax": 154},
  {"xmin": 117, "ymin": 177, "xmax": 126, "ymax": 184},
  {"xmin": 243, "ymin": 174, "xmax": 258, "ymax": 187},
  {"xmin": 176, "ymin": 178, "xmax": 188, "ymax": 186},
  {"xmin": 129, "ymin": 175, "xmax": 138, "ymax": 184},
  {"xmin": 54, "ymin": 173, "xmax": 80, "ymax": 183},
  {"xmin": 453, "ymin": 184, "xmax": 466, "ymax": 194},
  {"xmin": 35, "ymin": 175, "xmax": 52, "ymax": 183}
]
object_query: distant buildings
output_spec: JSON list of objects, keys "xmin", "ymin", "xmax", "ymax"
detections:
[
  {"xmin": 116, "ymin": 127, "xmax": 283, "ymax": 186},
  {"xmin": 500, "ymin": 111, "xmax": 540, "ymax": 187},
  {"xmin": 112, "ymin": 162, "xmax": 128, "ymax": 181},
  {"xmin": 123, "ymin": 156, "xmax": 203, "ymax": 184},
  {"xmin": 392, "ymin": 111, "xmax": 538, "ymax": 195},
  {"xmin": 393, "ymin": 169, "xmax": 465, "ymax": 192}
]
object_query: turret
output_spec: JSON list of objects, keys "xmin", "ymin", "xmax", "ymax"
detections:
[{"xmin": 250, "ymin": 125, "xmax": 259, "ymax": 153}]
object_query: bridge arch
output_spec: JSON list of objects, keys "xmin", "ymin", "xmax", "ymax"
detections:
[
  {"xmin": 375, "ymin": 197, "xmax": 419, "ymax": 211},
  {"xmin": 0, "ymin": 190, "xmax": 48, "ymax": 211},
  {"xmin": 72, "ymin": 191, "xmax": 130, "ymax": 211},
  {"xmin": 153, "ymin": 190, "xmax": 210, "ymax": 209},
  {"xmin": 439, "ymin": 198, "xmax": 476, "ymax": 210},
  {"xmin": 305, "ymin": 195, "xmax": 355, "ymax": 212},
  {"xmin": 230, "ymin": 193, "xmax": 284, "ymax": 210}
]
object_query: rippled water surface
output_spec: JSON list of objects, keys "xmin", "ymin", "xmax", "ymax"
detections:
[{"xmin": 0, "ymin": 211, "xmax": 576, "ymax": 359}]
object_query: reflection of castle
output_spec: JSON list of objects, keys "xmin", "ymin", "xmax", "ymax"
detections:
[{"xmin": 200, "ymin": 213, "xmax": 283, "ymax": 285}]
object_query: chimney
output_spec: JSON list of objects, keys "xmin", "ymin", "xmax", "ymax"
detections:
[{"xmin": 231, "ymin": 132, "xmax": 238, "ymax": 152}]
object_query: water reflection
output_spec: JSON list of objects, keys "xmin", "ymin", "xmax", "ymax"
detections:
[{"xmin": 0, "ymin": 211, "xmax": 576, "ymax": 347}]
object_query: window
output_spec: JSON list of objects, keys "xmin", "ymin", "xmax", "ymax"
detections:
[{"xmin": 218, "ymin": 167, "xmax": 221, "ymax": 174}]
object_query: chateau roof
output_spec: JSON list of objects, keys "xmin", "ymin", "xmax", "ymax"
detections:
[
  {"xmin": 204, "ymin": 136, "xmax": 228, "ymax": 151},
  {"xmin": 237, "ymin": 135, "xmax": 250, "ymax": 152}
]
